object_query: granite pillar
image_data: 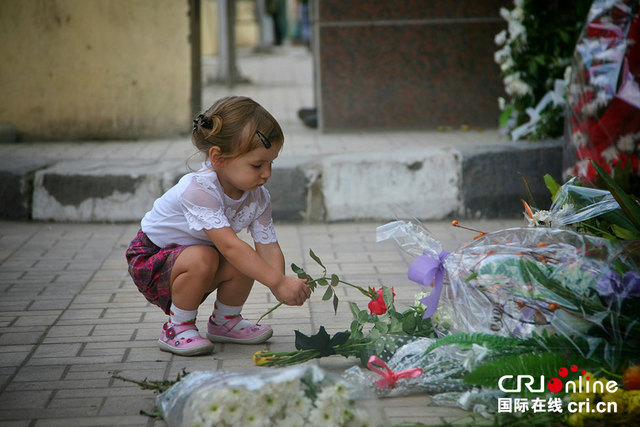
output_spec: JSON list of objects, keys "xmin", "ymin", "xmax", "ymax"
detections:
[{"xmin": 314, "ymin": 0, "xmax": 509, "ymax": 131}]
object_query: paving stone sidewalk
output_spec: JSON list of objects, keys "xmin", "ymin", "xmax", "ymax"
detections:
[{"xmin": 0, "ymin": 218, "xmax": 523, "ymax": 426}]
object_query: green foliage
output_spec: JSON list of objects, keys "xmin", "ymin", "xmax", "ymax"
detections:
[
  {"xmin": 290, "ymin": 250, "xmax": 379, "ymax": 315},
  {"xmin": 592, "ymin": 161, "xmax": 640, "ymax": 235},
  {"xmin": 464, "ymin": 352, "xmax": 577, "ymax": 396},
  {"xmin": 424, "ymin": 332, "xmax": 526, "ymax": 354},
  {"xmin": 496, "ymin": 0, "xmax": 591, "ymax": 139}
]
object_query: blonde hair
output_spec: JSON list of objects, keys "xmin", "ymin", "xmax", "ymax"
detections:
[{"xmin": 192, "ymin": 96, "xmax": 284, "ymax": 160}]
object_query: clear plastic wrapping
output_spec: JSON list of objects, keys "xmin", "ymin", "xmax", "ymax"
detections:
[
  {"xmin": 344, "ymin": 338, "xmax": 478, "ymax": 397},
  {"xmin": 156, "ymin": 366, "xmax": 385, "ymax": 427},
  {"xmin": 377, "ymin": 220, "xmax": 639, "ymax": 369},
  {"xmin": 546, "ymin": 178, "xmax": 622, "ymax": 227},
  {"xmin": 564, "ymin": 0, "xmax": 640, "ymax": 182}
]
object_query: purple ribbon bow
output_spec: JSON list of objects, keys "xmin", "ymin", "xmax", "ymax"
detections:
[{"xmin": 408, "ymin": 250, "xmax": 449, "ymax": 318}]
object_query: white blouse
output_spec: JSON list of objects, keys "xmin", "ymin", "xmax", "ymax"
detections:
[{"xmin": 141, "ymin": 165, "xmax": 277, "ymax": 248}]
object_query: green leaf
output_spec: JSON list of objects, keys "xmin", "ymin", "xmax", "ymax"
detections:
[
  {"xmin": 612, "ymin": 224, "xmax": 639, "ymax": 240},
  {"xmin": 332, "ymin": 294, "xmax": 339, "ymax": 314},
  {"xmin": 322, "ymin": 286, "xmax": 333, "ymax": 301},
  {"xmin": 317, "ymin": 278, "xmax": 328, "ymax": 287},
  {"xmin": 402, "ymin": 314, "xmax": 417, "ymax": 334},
  {"xmin": 291, "ymin": 263, "xmax": 304, "ymax": 275},
  {"xmin": 330, "ymin": 274, "xmax": 339, "ymax": 287},
  {"xmin": 499, "ymin": 105, "xmax": 514, "ymax": 128},
  {"xmin": 424, "ymin": 332, "xmax": 526, "ymax": 354},
  {"xmin": 349, "ymin": 302, "xmax": 361, "ymax": 320},
  {"xmin": 358, "ymin": 309, "xmax": 370, "ymax": 323},
  {"xmin": 374, "ymin": 321, "xmax": 389, "ymax": 334},
  {"xmin": 309, "ymin": 249, "xmax": 326, "ymax": 270},
  {"xmin": 465, "ymin": 272, "xmax": 478, "ymax": 282},
  {"xmin": 543, "ymin": 173, "xmax": 561, "ymax": 201},
  {"xmin": 350, "ymin": 320, "xmax": 363, "ymax": 336},
  {"xmin": 592, "ymin": 161, "xmax": 640, "ymax": 231},
  {"xmin": 382, "ymin": 287, "xmax": 394, "ymax": 308}
]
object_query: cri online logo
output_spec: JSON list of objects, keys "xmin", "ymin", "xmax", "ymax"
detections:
[{"xmin": 498, "ymin": 364, "xmax": 618, "ymax": 394}]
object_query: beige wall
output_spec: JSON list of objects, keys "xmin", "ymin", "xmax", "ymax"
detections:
[
  {"xmin": 0, "ymin": 0, "xmax": 192, "ymax": 141},
  {"xmin": 201, "ymin": 0, "xmax": 259, "ymax": 56}
]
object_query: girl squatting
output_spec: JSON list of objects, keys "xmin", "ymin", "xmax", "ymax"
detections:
[{"xmin": 126, "ymin": 96, "xmax": 311, "ymax": 356}]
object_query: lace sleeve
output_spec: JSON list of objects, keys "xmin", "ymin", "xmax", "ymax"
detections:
[
  {"xmin": 179, "ymin": 178, "xmax": 230, "ymax": 231},
  {"xmin": 249, "ymin": 190, "xmax": 278, "ymax": 244}
]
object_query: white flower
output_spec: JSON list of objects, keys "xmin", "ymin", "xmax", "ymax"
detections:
[
  {"xmin": 309, "ymin": 407, "xmax": 340, "ymax": 427},
  {"xmin": 345, "ymin": 409, "xmax": 374, "ymax": 427},
  {"xmin": 594, "ymin": 90, "xmax": 609, "ymax": 107},
  {"xmin": 286, "ymin": 395, "xmax": 313, "ymax": 417},
  {"xmin": 572, "ymin": 130, "xmax": 588, "ymax": 148},
  {"xmin": 220, "ymin": 401, "xmax": 243, "ymax": 426},
  {"xmin": 504, "ymin": 73, "xmax": 532, "ymax": 96},
  {"xmin": 494, "ymin": 29, "xmax": 508, "ymax": 46},
  {"xmin": 242, "ymin": 409, "xmax": 270, "ymax": 427},
  {"xmin": 581, "ymin": 100, "xmax": 599, "ymax": 117},
  {"xmin": 315, "ymin": 383, "xmax": 353, "ymax": 410},
  {"xmin": 279, "ymin": 413, "xmax": 306, "ymax": 427},
  {"xmin": 498, "ymin": 97, "xmax": 506, "ymax": 111},
  {"xmin": 574, "ymin": 159, "xmax": 591, "ymax": 177},
  {"xmin": 499, "ymin": 7, "xmax": 511, "ymax": 21},
  {"xmin": 525, "ymin": 209, "xmax": 551, "ymax": 227},
  {"xmin": 258, "ymin": 391, "xmax": 285, "ymax": 417},
  {"xmin": 508, "ymin": 20, "xmax": 527, "ymax": 43},
  {"xmin": 601, "ymin": 146, "xmax": 619, "ymax": 162},
  {"xmin": 511, "ymin": 6, "xmax": 524, "ymax": 21},
  {"xmin": 617, "ymin": 132, "xmax": 640, "ymax": 152},
  {"xmin": 494, "ymin": 46, "xmax": 511, "ymax": 65},
  {"xmin": 563, "ymin": 66, "xmax": 573, "ymax": 85},
  {"xmin": 500, "ymin": 57, "xmax": 515, "ymax": 72}
]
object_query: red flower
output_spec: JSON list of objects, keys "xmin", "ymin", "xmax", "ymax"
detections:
[
  {"xmin": 368, "ymin": 287, "xmax": 395, "ymax": 315},
  {"xmin": 623, "ymin": 365, "xmax": 640, "ymax": 390}
]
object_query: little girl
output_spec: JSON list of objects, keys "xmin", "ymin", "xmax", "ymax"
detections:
[{"xmin": 126, "ymin": 96, "xmax": 311, "ymax": 356}]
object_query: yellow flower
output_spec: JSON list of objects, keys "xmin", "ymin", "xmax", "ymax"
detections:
[
  {"xmin": 566, "ymin": 412, "xmax": 584, "ymax": 427},
  {"xmin": 602, "ymin": 388, "xmax": 625, "ymax": 408},
  {"xmin": 253, "ymin": 350, "xmax": 273, "ymax": 366},
  {"xmin": 626, "ymin": 390, "xmax": 640, "ymax": 415}
]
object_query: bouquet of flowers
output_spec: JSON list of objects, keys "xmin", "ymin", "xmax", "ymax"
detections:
[
  {"xmin": 381, "ymin": 218, "xmax": 639, "ymax": 370},
  {"xmin": 253, "ymin": 251, "xmax": 437, "ymax": 368},
  {"xmin": 155, "ymin": 366, "xmax": 382, "ymax": 427},
  {"xmin": 564, "ymin": 0, "xmax": 640, "ymax": 190}
]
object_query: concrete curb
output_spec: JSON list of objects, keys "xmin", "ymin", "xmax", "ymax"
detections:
[{"xmin": 1, "ymin": 140, "xmax": 563, "ymax": 223}]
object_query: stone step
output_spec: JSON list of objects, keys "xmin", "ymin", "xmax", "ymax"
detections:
[{"xmin": 2, "ymin": 140, "xmax": 563, "ymax": 223}]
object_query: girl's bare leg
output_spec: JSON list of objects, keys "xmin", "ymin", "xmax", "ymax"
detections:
[
  {"xmin": 212, "ymin": 256, "xmax": 254, "ymax": 306},
  {"xmin": 170, "ymin": 245, "xmax": 220, "ymax": 310}
]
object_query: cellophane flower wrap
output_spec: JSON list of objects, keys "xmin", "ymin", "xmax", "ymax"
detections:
[
  {"xmin": 379, "ymin": 220, "xmax": 640, "ymax": 372},
  {"xmin": 156, "ymin": 365, "xmax": 384, "ymax": 427},
  {"xmin": 564, "ymin": 0, "xmax": 640, "ymax": 183}
]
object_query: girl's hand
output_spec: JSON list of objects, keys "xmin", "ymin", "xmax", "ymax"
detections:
[{"xmin": 272, "ymin": 276, "xmax": 311, "ymax": 306}]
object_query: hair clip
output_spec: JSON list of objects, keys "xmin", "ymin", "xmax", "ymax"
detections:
[
  {"xmin": 198, "ymin": 114, "xmax": 212, "ymax": 129},
  {"xmin": 193, "ymin": 114, "xmax": 213, "ymax": 132},
  {"xmin": 256, "ymin": 130, "xmax": 272, "ymax": 149}
]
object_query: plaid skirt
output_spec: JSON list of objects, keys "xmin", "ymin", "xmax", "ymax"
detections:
[{"xmin": 125, "ymin": 230, "xmax": 188, "ymax": 315}]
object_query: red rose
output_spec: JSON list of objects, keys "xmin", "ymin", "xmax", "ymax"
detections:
[{"xmin": 368, "ymin": 287, "xmax": 395, "ymax": 315}]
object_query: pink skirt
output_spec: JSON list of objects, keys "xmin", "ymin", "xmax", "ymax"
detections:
[{"xmin": 125, "ymin": 230, "xmax": 187, "ymax": 314}]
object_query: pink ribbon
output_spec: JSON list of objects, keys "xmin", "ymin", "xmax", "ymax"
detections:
[{"xmin": 367, "ymin": 355, "xmax": 423, "ymax": 389}]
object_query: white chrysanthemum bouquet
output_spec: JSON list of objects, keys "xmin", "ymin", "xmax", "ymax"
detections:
[{"xmin": 156, "ymin": 366, "xmax": 380, "ymax": 427}]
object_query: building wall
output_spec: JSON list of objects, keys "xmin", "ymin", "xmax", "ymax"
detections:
[
  {"xmin": 201, "ymin": 0, "xmax": 259, "ymax": 56},
  {"xmin": 314, "ymin": 0, "xmax": 509, "ymax": 131},
  {"xmin": 0, "ymin": 0, "xmax": 192, "ymax": 141}
]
